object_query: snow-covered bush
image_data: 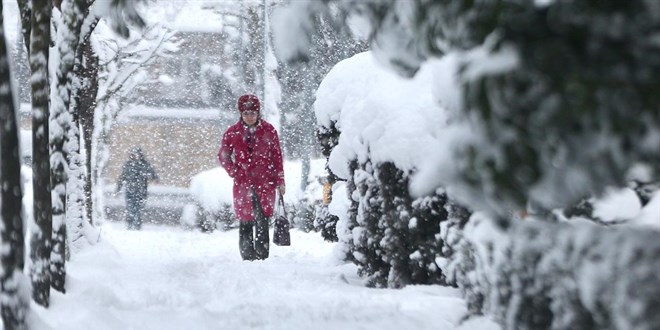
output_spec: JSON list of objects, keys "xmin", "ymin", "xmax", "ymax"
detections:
[
  {"xmin": 279, "ymin": 159, "xmax": 327, "ymax": 232},
  {"xmin": 186, "ymin": 167, "xmax": 236, "ymax": 232},
  {"xmin": 289, "ymin": 198, "xmax": 316, "ymax": 232},
  {"xmin": 328, "ymin": 156, "xmax": 450, "ymax": 288},
  {"xmin": 314, "ymin": 204, "xmax": 338, "ymax": 242},
  {"xmin": 312, "ymin": 51, "xmax": 457, "ymax": 287},
  {"xmin": 313, "ymin": 51, "xmax": 453, "ymax": 287},
  {"xmin": 280, "ymin": 2, "xmax": 660, "ymax": 328},
  {"xmin": 442, "ymin": 210, "xmax": 660, "ymax": 330},
  {"xmin": 278, "ymin": 0, "xmax": 660, "ymax": 222}
]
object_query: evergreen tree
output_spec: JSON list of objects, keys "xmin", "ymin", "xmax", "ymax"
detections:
[
  {"xmin": 353, "ymin": 160, "xmax": 388, "ymax": 288},
  {"xmin": 277, "ymin": 0, "xmax": 660, "ymax": 222},
  {"xmin": 338, "ymin": 159, "xmax": 360, "ymax": 264},
  {"xmin": 408, "ymin": 192, "xmax": 448, "ymax": 285},
  {"xmin": 0, "ymin": 4, "xmax": 30, "ymax": 327},
  {"xmin": 377, "ymin": 162, "xmax": 411, "ymax": 288}
]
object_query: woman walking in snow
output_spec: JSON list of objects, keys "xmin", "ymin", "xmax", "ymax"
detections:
[{"xmin": 218, "ymin": 94, "xmax": 285, "ymax": 261}]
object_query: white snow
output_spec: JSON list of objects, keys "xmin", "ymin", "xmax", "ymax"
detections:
[
  {"xmin": 592, "ymin": 187, "xmax": 642, "ymax": 222},
  {"xmin": 189, "ymin": 158, "xmax": 327, "ymax": 215},
  {"xmin": 5, "ymin": 2, "xmax": 656, "ymax": 329},
  {"xmin": 28, "ymin": 222, "xmax": 493, "ymax": 330},
  {"xmin": 633, "ymin": 190, "xmax": 660, "ymax": 229},
  {"xmin": 314, "ymin": 51, "xmax": 450, "ymax": 180}
]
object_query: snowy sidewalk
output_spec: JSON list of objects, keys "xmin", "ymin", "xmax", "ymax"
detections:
[{"xmin": 32, "ymin": 223, "xmax": 496, "ymax": 330}]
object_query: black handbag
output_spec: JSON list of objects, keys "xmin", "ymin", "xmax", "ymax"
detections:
[{"xmin": 273, "ymin": 193, "xmax": 291, "ymax": 246}]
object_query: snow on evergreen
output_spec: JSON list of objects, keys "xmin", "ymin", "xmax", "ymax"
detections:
[{"xmin": 1, "ymin": 1, "xmax": 658, "ymax": 329}]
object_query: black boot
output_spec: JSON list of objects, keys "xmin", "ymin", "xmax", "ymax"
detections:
[
  {"xmin": 239, "ymin": 222, "xmax": 256, "ymax": 261},
  {"xmin": 254, "ymin": 215, "xmax": 270, "ymax": 260},
  {"xmin": 252, "ymin": 192, "xmax": 270, "ymax": 260}
]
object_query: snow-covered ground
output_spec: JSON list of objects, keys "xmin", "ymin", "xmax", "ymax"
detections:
[{"xmin": 29, "ymin": 222, "xmax": 499, "ymax": 330}]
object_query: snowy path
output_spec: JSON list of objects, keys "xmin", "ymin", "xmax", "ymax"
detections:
[{"xmin": 32, "ymin": 222, "xmax": 495, "ymax": 330}]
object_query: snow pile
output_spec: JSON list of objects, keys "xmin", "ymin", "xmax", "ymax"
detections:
[{"xmin": 189, "ymin": 167, "xmax": 234, "ymax": 214}]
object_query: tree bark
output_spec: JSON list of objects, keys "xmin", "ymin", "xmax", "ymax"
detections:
[
  {"xmin": 50, "ymin": 0, "xmax": 87, "ymax": 293},
  {"xmin": 29, "ymin": 0, "xmax": 53, "ymax": 307},
  {"xmin": 0, "ymin": 4, "xmax": 29, "ymax": 327},
  {"xmin": 76, "ymin": 32, "xmax": 98, "ymax": 225},
  {"xmin": 64, "ymin": 1, "xmax": 88, "ymax": 257},
  {"xmin": 16, "ymin": 0, "xmax": 31, "ymax": 55}
]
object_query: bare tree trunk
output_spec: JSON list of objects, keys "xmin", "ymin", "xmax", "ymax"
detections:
[
  {"xmin": 29, "ymin": 0, "xmax": 53, "ymax": 307},
  {"xmin": 0, "ymin": 4, "xmax": 29, "ymax": 327}
]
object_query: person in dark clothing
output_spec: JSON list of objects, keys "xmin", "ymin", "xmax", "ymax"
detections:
[
  {"xmin": 116, "ymin": 147, "xmax": 158, "ymax": 230},
  {"xmin": 218, "ymin": 94, "xmax": 285, "ymax": 261}
]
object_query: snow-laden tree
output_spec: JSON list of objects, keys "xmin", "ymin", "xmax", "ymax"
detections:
[
  {"xmin": 279, "ymin": 2, "xmax": 660, "ymax": 329},
  {"xmin": 196, "ymin": 1, "xmax": 269, "ymax": 109},
  {"xmin": 11, "ymin": 0, "xmax": 167, "ymax": 308},
  {"xmin": 91, "ymin": 21, "xmax": 178, "ymax": 221},
  {"xmin": 274, "ymin": 0, "xmax": 660, "ymax": 223},
  {"xmin": 0, "ymin": 4, "xmax": 30, "ymax": 327},
  {"xmin": 274, "ymin": 5, "xmax": 366, "ymax": 186},
  {"xmin": 66, "ymin": 0, "xmax": 97, "ymax": 256},
  {"xmin": 49, "ymin": 0, "xmax": 90, "ymax": 294},
  {"xmin": 75, "ymin": 13, "xmax": 100, "ymax": 226}
]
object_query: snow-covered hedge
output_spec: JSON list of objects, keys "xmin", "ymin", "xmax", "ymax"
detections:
[
  {"xmin": 315, "ymin": 48, "xmax": 660, "ymax": 329},
  {"xmin": 441, "ymin": 195, "xmax": 660, "ymax": 330}
]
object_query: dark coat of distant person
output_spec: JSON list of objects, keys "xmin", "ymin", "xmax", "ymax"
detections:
[{"xmin": 117, "ymin": 147, "xmax": 158, "ymax": 201}]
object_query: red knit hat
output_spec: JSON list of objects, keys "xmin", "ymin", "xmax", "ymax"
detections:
[{"xmin": 237, "ymin": 94, "xmax": 260, "ymax": 113}]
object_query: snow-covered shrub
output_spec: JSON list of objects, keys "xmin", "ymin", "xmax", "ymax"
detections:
[
  {"xmin": 313, "ymin": 51, "xmax": 452, "ymax": 287},
  {"xmin": 336, "ymin": 159, "xmax": 450, "ymax": 288},
  {"xmin": 186, "ymin": 167, "xmax": 236, "ymax": 232},
  {"xmin": 281, "ymin": 2, "xmax": 660, "ymax": 327},
  {"xmin": 314, "ymin": 204, "xmax": 338, "ymax": 242},
  {"xmin": 289, "ymin": 198, "xmax": 316, "ymax": 233},
  {"xmin": 180, "ymin": 203, "xmax": 200, "ymax": 229},
  {"xmin": 352, "ymin": 160, "xmax": 388, "ymax": 288},
  {"xmin": 452, "ymin": 215, "xmax": 660, "ymax": 330},
  {"xmin": 408, "ymin": 192, "xmax": 449, "ymax": 285}
]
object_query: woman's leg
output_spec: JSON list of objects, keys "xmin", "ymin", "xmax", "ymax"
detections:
[
  {"xmin": 239, "ymin": 221, "xmax": 255, "ymax": 260},
  {"xmin": 252, "ymin": 192, "xmax": 270, "ymax": 260}
]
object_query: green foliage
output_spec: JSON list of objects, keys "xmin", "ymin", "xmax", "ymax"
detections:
[
  {"xmin": 443, "ymin": 218, "xmax": 660, "ymax": 330},
  {"xmin": 314, "ymin": 205, "xmax": 338, "ymax": 242},
  {"xmin": 343, "ymin": 161, "xmax": 448, "ymax": 288},
  {"xmin": 451, "ymin": 0, "xmax": 660, "ymax": 215},
  {"xmin": 305, "ymin": 0, "xmax": 660, "ymax": 218}
]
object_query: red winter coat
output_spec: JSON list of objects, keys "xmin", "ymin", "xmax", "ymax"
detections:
[{"xmin": 218, "ymin": 119, "xmax": 285, "ymax": 221}]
